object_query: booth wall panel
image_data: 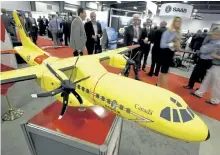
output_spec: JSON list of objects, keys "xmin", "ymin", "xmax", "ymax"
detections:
[
  {"xmin": 86, "ymin": 2, "xmax": 98, "ymax": 10},
  {"xmin": 154, "ymin": 13, "xmax": 220, "ymax": 33},
  {"xmin": 1, "ymin": 1, "xmax": 31, "ymax": 11},
  {"xmin": 35, "ymin": 1, "xmax": 59, "ymax": 12},
  {"xmin": 64, "ymin": 1, "xmax": 80, "ymax": 6}
]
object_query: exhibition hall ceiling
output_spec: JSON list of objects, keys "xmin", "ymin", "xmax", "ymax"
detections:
[{"xmin": 101, "ymin": 1, "xmax": 220, "ymax": 14}]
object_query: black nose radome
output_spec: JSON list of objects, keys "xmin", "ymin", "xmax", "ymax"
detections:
[{"xmin": 205, "ymin": 130, "xmax": 210, "ymax": 141}]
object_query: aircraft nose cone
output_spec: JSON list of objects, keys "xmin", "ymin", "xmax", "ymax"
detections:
[{"xmin": 205, "ymin": 130, "xmax": 210, "ymax": 141}]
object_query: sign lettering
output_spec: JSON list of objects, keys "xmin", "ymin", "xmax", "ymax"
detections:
[
  {"xmin": 135, "ymin": 104, "xmax": 153, "ymax": 115},
  {"xmin": 160, "ymin": 3, "xmax": 193, "ymax": 18},
  {"xmin": 173, "ymin": 7, "xmax": 187, "ymax": 13}
]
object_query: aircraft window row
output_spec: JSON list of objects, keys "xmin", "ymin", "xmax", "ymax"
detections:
[
  {"xmin": 77, "ymin": 84, "xmax": 133, "ymax": 115},
  {"xmin": 160, "ymin": 107, "xmax": 194, "ymax": 123}
]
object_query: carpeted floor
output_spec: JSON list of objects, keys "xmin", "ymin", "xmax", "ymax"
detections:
[{"xmin": 36, "ymin": 37, "xmax": 220, "ymax": 121}]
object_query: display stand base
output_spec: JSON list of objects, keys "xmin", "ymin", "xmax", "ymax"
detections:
[{"xmin": 2, "ymin": 109, "xmax": 24, "ymax": 121}]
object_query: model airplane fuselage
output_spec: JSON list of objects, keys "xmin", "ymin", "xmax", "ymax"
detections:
[{"xmin": 0, "ymin": 11, "xmax": 210, "ymax": 142}]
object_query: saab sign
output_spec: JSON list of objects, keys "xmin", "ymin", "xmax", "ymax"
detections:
[{"xmin": 160, "ymin": 3, "xmax": 193, "ymax": 18}]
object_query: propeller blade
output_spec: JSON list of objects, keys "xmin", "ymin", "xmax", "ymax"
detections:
[
  {"xmin": 58, "ymin": 91, "xmax": 69, "ymax": 119},
  {"xmin": 73, "ymin": 76, "xmax": 90, "ymax": 84},
  {"xmin": 31, "ymin": 87, "xmax": 63, "ymax": 98},
  {"xmin": 45, "ymin": 63, "xmax": 65, "ymax": 83},
  {"xmin": 69, "ymin": 56, "xmax": 80, "ymax": 81},
  {"xmin": 71, "ymin": 90, "xmax": 83, "ymax": 104}
]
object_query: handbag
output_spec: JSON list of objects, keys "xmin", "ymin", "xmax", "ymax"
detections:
[{"xmin": 56, "ymin": 19, "xmax": 63, "ymax": 38}]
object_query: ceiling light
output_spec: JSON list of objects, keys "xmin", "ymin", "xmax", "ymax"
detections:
[
  {"xmin": 193, "ymin": 12, "xmax": 196, "ymax": 15},
  {"xmin": 96, "ymin": 1, "xmax": 99, "ymax": 4},
  {"xmin": 103, "ymin": 4, "xmax": 106, "ymax": 6},
  {"xmin": 117, "ymin": 1, "xmax": 121, "ymax": 3},
  {"xmin": 158, "ymin": 7, "xmax": 161, "ymax": 10},
  {"xmin": 183, "ymin": 0, "xmax": 187, "ymax": 3},
  {"xmin": 134, "ymin": 7, "xmax": 137, "ymax": 9},
  {"xmin": 194, "ymin": 9, "xmax": 198, "ymax": 12}
]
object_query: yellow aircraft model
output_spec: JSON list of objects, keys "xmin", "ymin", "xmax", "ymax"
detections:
[{"xmin": 1, "ymin": 11, "xmax": 210, "ymax": 142}]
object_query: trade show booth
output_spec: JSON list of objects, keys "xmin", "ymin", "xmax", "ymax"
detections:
[{"xmin": 1, "ymin": 1, "xmax": 220, "ymax": 155}]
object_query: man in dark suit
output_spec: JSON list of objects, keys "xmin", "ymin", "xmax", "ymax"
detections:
[
  {"xmin": 148, "ymin": 21, "xmax": 167, "ymax": 76},
  {"xmin": 138, "ymin": 18, "xmax": 152, "ymax": 72},
  {"xmin": 70, "ymin": 7, "xmax": 87, "ymax": 56},
  {"xmin": 25, "ymin": 12, "xmax": 38, "ymax": 44},
  {"xmin": 123, "ymin": 14, "xmax": 142, "ymax": 80},
  {"xmin": 42, "ymin": 16, "xmax": 49, "ymax": 35},
  {"xmin": 1, "ymin": 8, "xmax": 17, "ymax": 41},
  {"xmin": 63, "ymin": 16, "xmax": 72, "ymax": 46},
  {"xmin": 84, "ymin": 12, "xmax": 103, "ymax": 55}
]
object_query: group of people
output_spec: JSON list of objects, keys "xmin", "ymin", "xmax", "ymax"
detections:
[
  {"xmin": 123, "ymin": 14, "xmax": 182, "ymax": 85},
  {"xmin": 123, "ymin": 14, "xmax": 220, "ymax": 105},
  {"xmin": 48, "ymin": 7, "xmax": 103, "ymax": 57},
  {"xmin": 1, "ymin": 9, "xmax": 39, "ymax": 45},
  {"xmin": 37, "ymin": 16, "xmax": 49, "ymax": 36},
  {"xmin": 184, "ymin": 28, "xmax": 220, "ymax": 105}
]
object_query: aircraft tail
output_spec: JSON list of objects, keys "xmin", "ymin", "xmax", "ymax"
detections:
[
  {"xmin": 13, "ymin": 11, "xmax": 43, "ymax": 52},
  {"xmin": 12, "ymin": 11, "xmax": 51, "ymax": 65}
]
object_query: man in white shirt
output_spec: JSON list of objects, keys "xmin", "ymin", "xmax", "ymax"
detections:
[
  {"xmin": 123, "ymin": 14, "xmax": 142, "ymax": 80},
  {"xmin": 84, "ymin": 12, "xmax": 103, "ymax": 55}
]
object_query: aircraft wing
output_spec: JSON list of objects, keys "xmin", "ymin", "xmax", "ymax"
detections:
[
  {"xmin": 95, "ymin": 45, "xmax": 139, "ymax": 61},
  {"xmin": 51, "ymin": 45, "xmax": 140, "ymax": 72},
  {"xmin": 0, "ymin": 65, "xmax": 42, "ymax": 85}
]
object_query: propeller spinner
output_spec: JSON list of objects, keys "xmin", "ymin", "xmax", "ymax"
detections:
[{"xmin": 31, "ymin": 57, "xmax": 90, "ymax": 119}]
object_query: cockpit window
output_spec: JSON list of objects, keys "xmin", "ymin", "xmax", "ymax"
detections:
[
  {"xmin": 170, "ymin": 97, "xmax": 176, "ymax": 103},
  {"xmin": 179, "ymin": 109, "xmax": 192, "ymax": 122},
  {"xmin": 176, "ymin": 101, "xmax": 182, "ymax": 107},
  {"xmin": 170, "ymin": 97, "xmax": 182, "ymax": 107},
  {"xmin": 160, "ymin": 107, "xmax": 171, "ymax": 121},
  {"xmin": 173, "ymin": 109, "xmax": 180, "ymax": 122},
  {"xmin": 187, "ymin": 107, "xmax": 195, "ymax": 118}
]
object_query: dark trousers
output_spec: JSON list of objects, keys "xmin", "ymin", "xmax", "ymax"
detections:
[
  {"xmin": 64, "ymin": 34, "xmax": 70, "ymax": 46},
  {"xmin": 149, "ymin": 46, "xmax": 161, "ymax": 76},
  {"xmin": 124, "ymin": 44, "xmax": 140, "ymax": 79},
  {"xmin": 39, "ymin": 26, "xmax": 44, "ymax": 35},
  {"xmin": 86, "ymin": 43, "xmax": 102, "ymax": 55},
  {"xmin": 73, "ymin": 50, "xmax": 83, "ymax": 56},
  {"xmin": 30, "ymin": 32, "xmax": 37, "ymax": 45},
  {"xmin": 188, "ymin": 58, "xmax": 212, "ymax": 88},
  {"xmin": 139, "ymin": 45, "xmax": 150, "ymax": 69}
]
